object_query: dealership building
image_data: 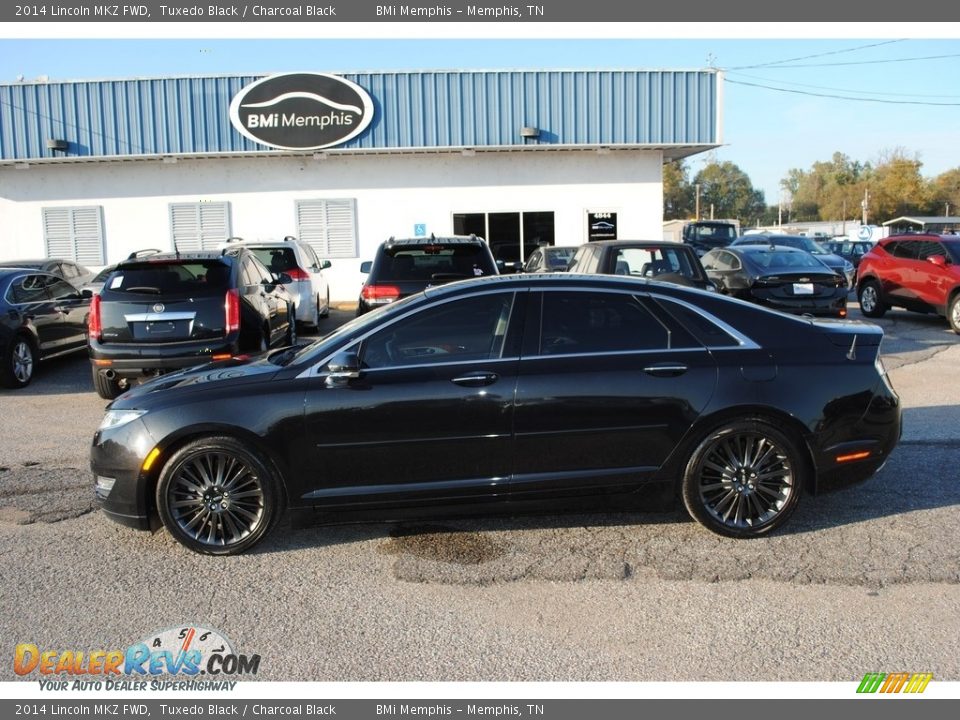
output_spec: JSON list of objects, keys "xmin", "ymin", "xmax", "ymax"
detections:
[{"xmin": 0, "ymin": 69, "xmax": 722, "ymax": 300}]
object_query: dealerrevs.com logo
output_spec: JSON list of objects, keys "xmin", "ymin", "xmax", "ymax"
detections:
[
  {"xmin": 14, "ymin": 626, "xmax": 259, "ymax": 691},
  {"xmin": 229, "ymin": 72, "xmax": 375, "ymax": 150}
]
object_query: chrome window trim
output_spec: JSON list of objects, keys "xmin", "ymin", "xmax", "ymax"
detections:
[
  {"xmin": 296, "ymin": 288, "xmax": 521, "ymax": 379},
  {"xmin": 123, "ymin": 312, "xmax": 197, "ymax": 322},
  {"xmin": 649, "ymin": 293, "xmax": 761, "ymax": 350},
  {"xmin": 524, "ymin": 347, "xmax": 709, "ymax": 362}
]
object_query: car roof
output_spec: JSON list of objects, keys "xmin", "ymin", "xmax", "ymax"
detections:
[
  {"xmin": 0, "ymin": 260, "xmax": 48, "ymax": 267},
  {"xmin": 731, "ymin": 244, "xmax": 808, "ymax": 254},
  {"xmin": 885, "ymin": 233, "xmax": 960, "ymax": 242},
  {"xmin": 118, "ymin": 250, "xmax": 236, "ymax": 265},
  {"xmin": 583, "ymin": 240, "xmax": 693, "ymax": 249},
  {"xmin": 384, "ymin": 235, "xmax": 486, "ymax": 248}
]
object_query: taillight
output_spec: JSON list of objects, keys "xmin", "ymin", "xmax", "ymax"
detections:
[
  {"xmin": 225, "ymin": 289, "xmax": 240, "ymax": 334},
  {"xmin": 88, "ymin": 294, "xmax": 102, "ymax": 341},
  {"xmin": 285, "ymin": 267, "xmax": 310, "ymax": 281},
  {"xmin": 361, "ymin": 284, "xmax": 401, "ymax": 305}
]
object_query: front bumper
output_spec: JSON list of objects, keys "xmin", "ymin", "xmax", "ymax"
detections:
[{"xmin": 90, "ymin": 416, "xmax": 157, "ymax": 530}]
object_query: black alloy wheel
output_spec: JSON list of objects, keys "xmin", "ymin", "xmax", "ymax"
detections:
[
  {"xmin": 155, "ymin": 436, "xmax": 282, "ymax": 555},
  {"xmin": 682, "ymin": 420, "xmax": 804, "ymax": 538}
]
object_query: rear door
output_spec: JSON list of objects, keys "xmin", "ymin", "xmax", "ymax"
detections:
[
  {"xmin": 7, "ymin": 273, "xmax": 63, "ymax": 353},
  {"xmin": 510, "ymin": 289, "xmax": 717, "ymax": 498},
  {"xmin": 44, "ymin": 276, "xmax": 89, "ymax": 349}
]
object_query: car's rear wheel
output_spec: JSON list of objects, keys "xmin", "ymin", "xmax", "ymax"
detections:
[
  {"xmin": 858, "ymin": 280, "xmax": 887, "ymax": 318},
  {"xmin": 948, "ymin": 293, "xmax": 960, "ymax": 334},
  {"xmin": 155, "ymin": 436, "xmax": 282, "ymax": 555},
  {"xmin": 91, "ymin": 366, "xmax": 124, "ymax": 400},
  {"xmin": 682, "ymin": 419, "xmax": 804, "ymax": 538},
  {"xmin": 1, "ymin": 334, "xmax": 37, "ymax": 389}
]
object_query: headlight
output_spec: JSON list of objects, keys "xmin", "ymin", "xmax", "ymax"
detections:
[{"xmin": 98, "ymin": 409, "xmax": 146, "ymax": 431}]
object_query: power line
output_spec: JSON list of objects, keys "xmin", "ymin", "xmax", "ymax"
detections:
[
  {"xmin": 733, "ymin": 52, "xmax": 960, "ymax": 69},
  {"xmin": 726, "ymin": 71, "xmax": 960, "ymax": 99},
  {"xmin": 729, "ymin": 40, "xmax": 907, "ymax": 70},
  {"xmin": 725, "ymin": 78, "xmax": 960, "ymax": 106}
]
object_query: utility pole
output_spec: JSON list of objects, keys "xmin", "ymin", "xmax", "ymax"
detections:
[
  {"xmin": 694, "ymin": 184, "xmax": 701, "ymax": 221},
  {"xmin": 861, "ymin": 188, "xmax": 870, "ymax": 226}
]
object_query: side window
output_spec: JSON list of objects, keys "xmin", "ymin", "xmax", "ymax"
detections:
[
  {"xmin": 539, "ymin": 291, "xmax": 673, "ymax": 355},
  {"xmin": 916, "ymin": 241, "xmax": 946, "ymax": 260},
  {"xmin": 893, "ymin": 241, "xmax": 920, "ymax": 260},
  {"xmin": 10, "ymin": 275, "xmax": 51, "ymax": 304},
  {"xmin": 656, "ymin": 298, "xmax": 741, "ymax": 348},
  {"xmin": 361, "ymin": 293, "xmax": 515, "ymax": 369},
  {"xmin": 240, "ymin": 258, "xmax": 258, "ymax": 287},
  {"xmin": 46, "ymin": 277, "xmax": 80, "ymax": 301},
  {"xmin": 248, "ymin": 255, "xmax": 274, "ymax": 284}
]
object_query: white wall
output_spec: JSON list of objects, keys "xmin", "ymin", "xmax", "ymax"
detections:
[{"xmin": 0, "ymin": 149, "xmax": 664, "ymax": 301}]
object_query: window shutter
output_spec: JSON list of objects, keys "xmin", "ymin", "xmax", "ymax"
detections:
[
  {"xmin": 169, "ymin": 202, "xmax": 231, "ymax": 252},
  {"xmin": 296, "ymin": 199, "xmax": 358, "ymax": 259},
  {"xmin": 41, "ymin": 206, "xmax": 105, "ymax": 265}
]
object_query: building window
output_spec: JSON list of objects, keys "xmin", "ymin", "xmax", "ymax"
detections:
[
  {"xmin": 453, "ymin": 211, "xmax": 555, "ymax": 269},
  {"xmin": 296, "ymin": 199, "xmax": 359, "ymax": 259},
  {"xmin": 169, "ymin": 202, "xmax": 232, "ymax": 252},
  {"xmin": 41, "ymin": 206, "xmax": 105, "ymax": 265}
]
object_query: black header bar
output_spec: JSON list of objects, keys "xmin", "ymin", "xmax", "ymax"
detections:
[{"xmin": 2, "ymin": 0, "xmax": 958, "ymax": 22}]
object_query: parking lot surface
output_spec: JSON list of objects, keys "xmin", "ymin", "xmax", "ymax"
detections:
[{"xmin": 1, "ymin": 304, "xmax": 958, "ymax": 682}]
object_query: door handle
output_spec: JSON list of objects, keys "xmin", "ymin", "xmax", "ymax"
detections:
[
  {"xmin": 451, "ymin": 372, "xmax": 499, "ymax": 387},
  {"xmin": 643, "ymin": 363, "xmax": 688, "ymax": 377}
]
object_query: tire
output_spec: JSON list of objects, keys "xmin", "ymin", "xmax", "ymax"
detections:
[
  {"xmin": 1, "ymin": 334, "xmax": 37, "ymax": 389},
  {"xmin": 858, "ymin": 280, "xmax": 887, "ymax": 318},
  {"xmin": 285, "ymin": 306, "xmax": 297, "ymax": 346},
  {"xmin": 155, "ymin": 436, "xmax": 283, "ymax": 556},
  {"xmin": 948, "ymin": 293, "xmax": 960, "ymax": 335},
  {"xmin": 681, "ymin": 419, "xmax": 804, "ymax": 538},
  {"xmin": 92, "ymin": 366, "xmax": 124, "ymax": 400},
  {"xmin": 318, "ymin": 290, "xmax": 330, "ymax": 321}
]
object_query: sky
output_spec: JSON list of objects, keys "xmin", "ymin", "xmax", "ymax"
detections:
[{"xmin": 1, "ymin": 34, "xmax": 959, "ymax": 206}]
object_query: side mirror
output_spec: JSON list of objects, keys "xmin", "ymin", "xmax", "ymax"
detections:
[
  {"xmin": 81, "ymin": 289, "xmax": 94, "ymax": 299},
  {"xmin": 320, "ymin": 260, "xmax": 332, "ymax": 270},
  {"xmin": 325, "ymin": 351, "xmax": 361, "ymax": 387},
  {"xmin": 272, "ymin": 272, "xmax": 293, "ymax": 285},
  {"xmin": 927, "ymin": 254, "xmax": 948, "ymax": 268},
  {"xmin": 359, "ymin": 261, "xmax": 372, "ymax": 274}
]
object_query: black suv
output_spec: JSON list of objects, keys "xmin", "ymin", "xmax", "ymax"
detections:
[
  {"xmin": 357, "ymin": 235, "xmax": 499, "ymax": 315},
  {"xmin": 88, "ymin": 248, "xmax": 296, "ymax": 399}
]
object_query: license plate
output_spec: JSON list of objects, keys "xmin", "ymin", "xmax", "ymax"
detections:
[{"xmin": 793, "ymin": 283, "xmax": 814, "ymax": 295}]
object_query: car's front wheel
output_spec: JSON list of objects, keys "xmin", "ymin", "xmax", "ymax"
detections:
[
  {"xmin": 155, "ymin": 436, "xmax": 283, "ymax": 555},
  {"xmin": 682, "ymin": 419, "xmax": 804, "ymax": 538},
  {"xmin": 858, "ymin": 280, "xmax": 887, "ymax": 318},
  {"xmin": 1, "ymin": 334, "xmax": 37, "ymax": 389}
]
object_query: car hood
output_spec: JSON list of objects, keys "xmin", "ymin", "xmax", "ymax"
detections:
[{"xmin": 110, "ymin": 353, "xmax": 282, "ymax": 405}]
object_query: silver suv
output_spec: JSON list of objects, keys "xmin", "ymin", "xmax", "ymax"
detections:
[{"xmin": 224, "ymin": 237, "xmax": 331, "ymax": 328}]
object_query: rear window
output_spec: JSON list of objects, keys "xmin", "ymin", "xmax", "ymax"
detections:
[
  {"xmin": 247, "ymin": 247, "xmax": 299, "ymax": 274},
  {"xmin": 376, "ymin": 244, "xmax": 496, "ymax": 282},
  {"xmin": 744, "ymin": 249, "xmax": 828, "ymax": 271},
  {"xmin": 105, "ymin": 261, "xmax": 231, "ymax": 296}
]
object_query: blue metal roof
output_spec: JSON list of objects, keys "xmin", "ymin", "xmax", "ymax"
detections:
[{"xmin": 0, "ymin": 70, "xmax": 720, "ymax": 161}]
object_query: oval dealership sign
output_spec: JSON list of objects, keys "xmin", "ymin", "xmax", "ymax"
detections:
[{"xmin": 229, "ymin": 73, "xmax": 374, "ymax": 151}]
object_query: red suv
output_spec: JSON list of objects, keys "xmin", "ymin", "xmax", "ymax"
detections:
[{"xmin": 857, "ymin": 233, "xmax": 960, "ymax": 333}]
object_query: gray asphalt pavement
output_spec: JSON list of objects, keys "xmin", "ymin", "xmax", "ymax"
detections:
[{"xmin": 1, "ymin": 303, "xmax": 958, "ymax": 682}]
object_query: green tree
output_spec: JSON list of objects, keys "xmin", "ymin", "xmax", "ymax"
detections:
[
  {"xmin": 927, "ymin": 167, "xmax": 960, "ymax": 216},
  {"xmin": 663, "ymin": 159, "xmax": 694, "ymax": 220},
  {"xmin": 692, "ymin": 161, "xmax": 766, "ymax": 223},
  {"xmin": 781, "ymin": 152, "xmax": 867, "ymax": 222},
  {"xmin": 867, "ymin": 149, "xmax": 930, "ymax": 222}
]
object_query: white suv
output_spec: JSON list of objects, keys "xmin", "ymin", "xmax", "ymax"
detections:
[{"xmin": 224, "ymin": 237, "xmax": 331, "ymax": 327}]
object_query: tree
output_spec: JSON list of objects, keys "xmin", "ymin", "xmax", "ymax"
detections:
[
  {"xmin": 663, "ymin": 159, "xmax": 694, "ymax": 220},
  {"xmin": 781, "ymin": 152, "xmax": 867, "ymax": 222},
  {"xmin": 867, "ymin": 149, "xmax": 930, "ymax": 221},
  {"xmin": 927, "ymin": 168, "xmax": 960, "ymax": 216},
  {"xmin": 692, "ymin": 161, "xmax": 766, "ymax": 223}
]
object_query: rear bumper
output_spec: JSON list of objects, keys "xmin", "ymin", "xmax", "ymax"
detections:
[
  {"xmin": 89, "ymin": 335, "xmax": 240, "ymax": 379},
  {"xmin": 749, "ymin": 292, "xmax": 848, "ymax": 317}
]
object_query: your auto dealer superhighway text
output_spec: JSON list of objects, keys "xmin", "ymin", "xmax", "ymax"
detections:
[{"xmin": 159, "ymin": 4, "xmax": 336, "ymax": 16}]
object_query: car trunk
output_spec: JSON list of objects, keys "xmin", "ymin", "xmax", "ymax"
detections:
[{"xmin": 749, "ymin": 271, "xmax": 843, "ymax": 301}]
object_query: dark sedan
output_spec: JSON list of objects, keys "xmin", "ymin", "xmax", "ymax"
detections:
[
  {"xmin": 0, "ymin": 258, "xmax": 95, "ymax": 289},
  {"xmin": 702, "ymin": 245, "xmax": 849, "ymax": 318},
  {"xmin": 92, "ymin": 274, "xmax": 900, "ymax": 555},
  {"xmin": 1, "ymin": 269, "xmax": 91, "ymax": 388},
  {"xmin": 731, "ymin": 234, "xmax": 855, "ymax": 287}
]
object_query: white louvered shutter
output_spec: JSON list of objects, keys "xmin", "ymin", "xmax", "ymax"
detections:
[
  {"xmin": 296, "ymin": 199, "xmax": 358, "ymax": 258},
  {"xmin": 169, "ymin": 202, "xmax": 231, "ymax": 251},
  {"xmin": 41, "ymin": 206, "xmax": 105, "ymax": 264}
]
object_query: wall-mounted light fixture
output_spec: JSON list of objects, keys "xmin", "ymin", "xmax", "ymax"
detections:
[
  {"xmin": 161, "ymin": 156, "xmax": 178, "ymax": 164},
  {"xmin": 461, "ymin": 148, "xmax": 477, "ymax": 157},
  {"xmin": 595, "ymin": 147, "xmax": 612, "ymax": 155},
  {"xmin": 520, "ymin": 126, "xmax": 541, "ymax": 139},
  {"xmin": 46, "ymin": 139, "xmax": 68, "ymax": 152},
  {"xmin": 312, "ymin": 152, "xmax": 329, "ymax": 161}
]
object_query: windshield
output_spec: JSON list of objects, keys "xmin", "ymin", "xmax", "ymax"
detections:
[{"xmin": 744, "ymin": 248, "xmax": 830, "ymax": 272}]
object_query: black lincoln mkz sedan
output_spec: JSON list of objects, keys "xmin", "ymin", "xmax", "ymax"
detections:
[{"xmin": 92, "ymin": 274, "xmax": 901, "ymax": 555}]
